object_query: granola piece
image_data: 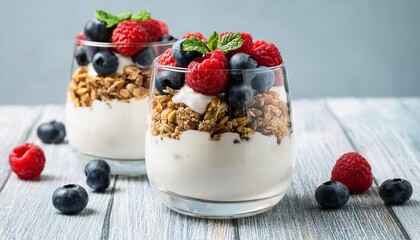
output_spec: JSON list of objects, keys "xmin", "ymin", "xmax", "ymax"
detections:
[{"xmin": 176, "ymin": 107, "xmax": 201, "ymax": 131}]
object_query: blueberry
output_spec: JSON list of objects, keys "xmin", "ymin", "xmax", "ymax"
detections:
[
  {"xmin": 37, "ymin": 120, "xmax": 66, "ymax": 144},
  {"xmin": 132, "ymin": 47, "xmax": 156, "ymax": 66},
  {"xmin": 250, "ymin": 66, "xmax": 275, "ymax": 92},
  {"xmin": 161, "ymin": 34, "xmax": 177, "ymax": 42},
  {"xmin": 155, "ymin": 71, "xmax": 185, "ymax": 95},
  {"xmin": 379, "ymin": 178, "xmax": 413, "ymax": 205},
  {"xmin": 83, "ymin": 19, "xmax": 114, "ymax": 42},
  {"xmin": 171, "ymin": 39, "xmax": 202, "ymax": 67},
  {"xmin": 74, "ymin": 46, "xmax": 89, "ymax": 66},
  {"xmin": 315, "ymin": 181, "xmax": 349, "ymax": 209},
  {"xmin": 92, "ymin": 50, "xmax": 118, "ymax": 76},
  {"xmin": 52, "ymin": 184, "xmax": 89, "ymax": 214},
  {"xmin": 228, "ymin": 83, "xmax": 254, "ymax": 109},
  {"xmin": 85, "ymin": 160, "xmax": 111, "ymax": 192},
  {"xmin": 84, "ymin": 46, "xmax": 100, "ymax": 62},
  {"xmin": 229, "ymin": 53, "xmax": 258, "ymax": 82}
]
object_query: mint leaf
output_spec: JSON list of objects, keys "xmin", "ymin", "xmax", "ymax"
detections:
[
  {"xmin": 131, "ymin": 9, "xmax": 151, "ymax": 21},
  {"xmin": 218, "ymin": 32, "xmax": 243, "ymax": 53},
  {"xmin": 95, "ymin": 10, "xmax": 121, "ymax": 28},
  {"xmin": 207, "ymin": 31, "xmax": 219, "ymax": 51},
  {"xmin": 182, "ymin": 37, "xmax": 209, "ymax": 55},
  {"xmin": 117, "ymin": 10, "xmax": 132, "ymax": 21}
]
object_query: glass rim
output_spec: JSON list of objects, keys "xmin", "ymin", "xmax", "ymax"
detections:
[
  {"xmin": 75, "ymin": 38, "xmax": 176, "ymax": 47},
  {"xmin": 153, "ymin": 54, "xmax": 286, "ymax": 73}
]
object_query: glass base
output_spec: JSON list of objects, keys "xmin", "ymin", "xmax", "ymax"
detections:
[
  {"xmin": 73, "ymin": 150, "xmax": 146, "ymax": 175},
  {"xmin": 151, "ymin": 183, "xmax": 285, "ymax": 219}
]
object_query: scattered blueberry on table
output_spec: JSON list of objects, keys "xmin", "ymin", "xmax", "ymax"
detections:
[{"xmin": 52, "ymin": 184, "xmax": 89, "ymax": 214}]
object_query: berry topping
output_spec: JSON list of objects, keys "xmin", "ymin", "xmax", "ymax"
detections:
[
  {"xmin": 182, "ymin": 32, "xmax": 207, "ymax": 42},
  {"xmin": 249, "ymin": 40, "xmax": 283, "ymax": 67},
  {"xmin": 52, "ymin": 184, "xmax": 89, "ymax": 214},
  {"xmin": 138, "ymin": 19, "xmax": 163, "ymax": 42},
  {"xmin": 229, "ymin": 53, "xmax": 257, "ymax": 81},
  {"xmin": 157, "ymin": 20, "xmax": 169, "ymax": 35},
  {"xmin": 220, "ymin": 32, "xmax": 253, "ymax": 58},
  {"xmin": 250, "ymin": 66, "xmax": 275, "ymax": 92},
  {"xmin": 159, "ymin": 48, "xmax": 177, "ymax": 66},
  {"xmin": 8, "ymin": 143, "xmax": 46, "ymax": 180},
  {"xmin": 331, "ymin": 152, "xmax": 373, "ymax": 193},
  {"xmin": 379, "ymin": 178, "xmax": 413, "ymax": 205},
  {"xmin": 84, "ymin": 19, "xmax": 115, "ymax": 42},
  {"xmin": 85, "ymin": 160, "xmax": 111, "ymax": 192},
  {"xmin": 92, "ymin": 50, "xmax": 119, "ymax": 76},
  {"xmin": 172, "ymin": 39, "xmax": 202, "ymax": 67},
  {"xmin": 37, "ymin": 121, "xmax": 66, "ymax": 144},
  {"xmin": 155, "ymin": 71, "xmax": 185, "ymax": 95},
  {"xmin": 74, "ymin": 47, "xmax": 90, "ymax": 66},
  {"xmin": 111, "ymin": 20, "xmax": 148, "ymax": 56},
  {"xmin": 161, "ymin": 34, "xmax": 176, "ymax": 42},
  {"xmin": 132, "ymin": 47, "xmax": 156, "ymax": 66},
  {"xmin": 315, "ymin": 181, "xmax": 350, "ymax": 209},
  {"xmin": 76, "ymin": 32, "xmax": 85, "ymax": 46},
  {"xmin": 227, "ymin": 83, "xmax": 254, "ymax": 109},
  {"xmin": 185, "ymin": 50, "xmax": 228, "ymax": 95}
]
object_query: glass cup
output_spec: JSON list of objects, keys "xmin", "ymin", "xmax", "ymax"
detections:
[
  {"xmin": 145, "ymin": 56, "xmax": 296, "ymax": 218},
  {"xmin": 66, "ymin": 39, "xmax": 174, "ymax": 175}
]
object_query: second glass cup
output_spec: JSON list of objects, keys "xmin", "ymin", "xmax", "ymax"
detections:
[{"xmin": 66, "ymin": 39, "xmax": 174, "ymax": 175}]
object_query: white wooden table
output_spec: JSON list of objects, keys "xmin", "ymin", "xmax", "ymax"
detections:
[{"xmin": 0, "ymin": 98, "xmax": 419, "ymax": 240}]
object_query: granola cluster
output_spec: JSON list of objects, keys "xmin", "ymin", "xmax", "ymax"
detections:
[
  {"xmin": 151, "ymin": 90, "xmax": 290, "ymax": 144},
  {"xmin": 68, "ymin": 66, "xmax": 151, "ymax": 107}
]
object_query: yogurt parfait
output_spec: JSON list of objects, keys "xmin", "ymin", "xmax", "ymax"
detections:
[
  {"xmin": 146, "ymin": 32, "xmax": 295, "ymax": 218},
  {"xmin": 66, "ymin": 10, "xmax": 175, "ymax": 174}
]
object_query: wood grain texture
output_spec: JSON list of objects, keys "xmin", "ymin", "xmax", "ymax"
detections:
[
  {"xmin": 237, "ymin": 100, "xmax": 408, "ymax": 240},
  {"xmin": 0, "ymin": 106, "xmax": 41, "ymax": 189},
  {"xmin": 0, "ymin": 105, "xmax": 115, "ymax": 239},
  {"xmin": 327, "ymin": 98, "xmax": 420, "ymax": 240},
  {"xmin": 107, "ymin": 175, "xmax": 237, "ymax": 240}
]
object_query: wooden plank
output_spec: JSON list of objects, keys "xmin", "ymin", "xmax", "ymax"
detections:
[
  {"xmin": 237, "ymin": 100, "xmax": 408, "ymax": 239},
  {"xmin": 0, "ymin": 106, "xmax": 42, "ymax": 190},
  {"xmin": 327, "ymin": 98, "xmax": 420, "ymax": 239},
  {"xmin": 0, "ymin": 105, "xmax": 115, "ymax": 239},
  {"xmin": 107, "ymin": 175, "xmax": 237, "ymax": 240}
]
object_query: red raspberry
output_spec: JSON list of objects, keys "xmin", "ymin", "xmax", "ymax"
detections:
[
  {"xmin": 76, "ymin": 32, "xmax": 85, "ymax": 46},
  {"xmin": 156, "ymin": 20, "xmax": 169, "ymax": 35},
  {"xmin": 186, "ymin": 50, "xmax": 228, "ymax": 95},
  {"xmin": 138, "ymin": 19, "xmax": 163, "ymax": 42},
  {"xmin": 9, "ymin": 143, "xmax": 46, "ymax": 180},
  {"xmin": 331, "ymin": 152, "xmax": 373, "ymax": 193},
  {"xmin": 249, "ymin": 40, "xmax": 283, "ymax": 67},
  {"xmin": 111, "ymin": 20, "xmax": 148, "ymax": 56},
  {"xmin": 219, "ymin": 32, "xmax": 253, "ymax": 58},
  {"xmin": 182, "ymin": 32, "xmax": 207, "ymax": 42},
  {"xmin": 159, "ymin": 48, "xmax": 177, "ymax": 66}
]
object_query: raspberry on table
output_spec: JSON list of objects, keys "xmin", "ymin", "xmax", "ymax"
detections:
[
  {"xmin": 138, "ymin": 19, "xmax": 163, "ymax": 42},
  {"xmin": 8, "ymin": 143, "xmax": 46, "ymax": 180},
  {"xmin": 185, "ymin": 50, "xmax": 228, "ymax": 95},
  {"xmin": 331, "ymin": 152, "xmax": 373, "ymax": 193},
  {"xmin": 159, "ymin": 48, "xmax": 177, "ymax": 66},
  {"xmin": 249, "ymin": 40, "xmax": 283, "ymax": 67},
  {"xmin": 182, "ymin": 32, "xmax": 207, "ymax": 42},
  {"xmin": 220, "ymin": 32, "xmax": 253, "ymax": 58},
  {"xmin": 111, "ymin": 20, "xmax": 148, "ymax": 56}
]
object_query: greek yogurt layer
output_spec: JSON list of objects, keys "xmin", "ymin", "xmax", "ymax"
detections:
[
  {"xmin": 146, "ymin": 131, "xmax": 296, "ymax": 201},
  {"xmin": 66, "ymin": 98, "xmax": 148, "ymax": 159}
]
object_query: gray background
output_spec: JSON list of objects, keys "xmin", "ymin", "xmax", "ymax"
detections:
[{"xmin": 0, "ymin": 0, "xmax": 419, "ymax": 105}]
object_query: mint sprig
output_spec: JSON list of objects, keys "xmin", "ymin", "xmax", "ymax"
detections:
[
  {"xmin": 207, "ymin": 31, "xmax": 219, "ymax": 51},
  {"xmin": 181, "ymin": 31, "xmax": 244, "ymax": 55},
  {"xmin": 182, "ymin": 37, "xmax": 210, "ymax": 55},
  {"xmin": 95, "ymin": 10, "xmax": 133, "ymax": 28},
  {"xmin": 131, "ymin": 9, "xmax": 151, "ymax": 21},
  {"xmin": 218, "ymin": 32, "xmax": 243, "ymax": 53}
]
